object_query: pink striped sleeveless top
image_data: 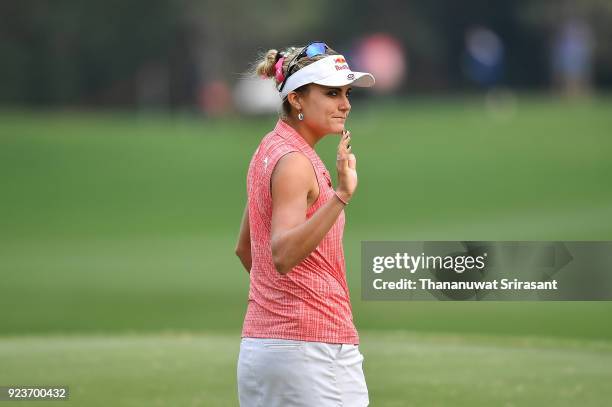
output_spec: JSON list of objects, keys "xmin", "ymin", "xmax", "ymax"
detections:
[{"xmin": 241, "ymin": 119, "xmax": 358, "ymax": 344}]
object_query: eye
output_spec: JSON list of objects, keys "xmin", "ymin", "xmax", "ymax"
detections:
[{"xmin": 327, "ymin": 90, "xmax": 338, "ymax": 96}]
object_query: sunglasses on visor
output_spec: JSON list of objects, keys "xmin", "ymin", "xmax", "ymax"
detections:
[{"xmin": 278, "ymin": 41, "xmax": 329, "ymax": 92}]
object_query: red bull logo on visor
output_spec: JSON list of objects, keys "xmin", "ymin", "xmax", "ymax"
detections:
[{"xmin": 334, "ymin": 56, "xmax": 349, "ymax": 71}]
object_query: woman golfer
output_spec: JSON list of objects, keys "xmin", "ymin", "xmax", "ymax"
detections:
[{"xmin": 235, "ymin": 41, "xmax": 375, "ymax": 406}]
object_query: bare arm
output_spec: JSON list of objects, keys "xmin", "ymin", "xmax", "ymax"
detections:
[
  {"xmin": 235, "ymin": 203, "xmax": 252, "ymax": 273},
  {"xmin": 271, "ymin": 131, "xmax": 356, "ymax": 274}
]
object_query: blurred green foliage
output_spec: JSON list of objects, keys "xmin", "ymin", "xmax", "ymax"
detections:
[
  {"xmin": 2, "ymin": 1, "xmax": 612, "ymax": 106},
  {"xmin": 0, "ymin": 0, "xmax": 181, "ymax": 104}
]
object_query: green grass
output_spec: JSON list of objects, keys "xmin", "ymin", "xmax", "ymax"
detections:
[
  {"xmin": 1, "ymin": 332, "xmax": 611, "ymax": 406},
  {"xmin": 2, "ymin": 234, "xmax": 612, "ymax": 340},
  {"xmin": 1, "ymin": 98, "xmax": 611, "ymax": 239},
  {"xmin": 1, "ymin": 97, "xmax": 612, "ymax": 405}
]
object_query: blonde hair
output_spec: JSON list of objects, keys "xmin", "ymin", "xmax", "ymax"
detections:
[{"xmin": 253, "ymin": 44, "xmax": 339, "ymax": 117}]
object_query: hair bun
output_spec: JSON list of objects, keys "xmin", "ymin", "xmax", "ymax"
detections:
[{"xmin": 256, "ymin": 49, "xmax": 280, "ymax": 79}]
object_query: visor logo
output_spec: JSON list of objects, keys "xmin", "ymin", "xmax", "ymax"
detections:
[
  {"xmin": 334, "ymin": 57, "xmax": 346, "ymax": 63},
  {"xmin": 335, "ymin": 64, "xmax": 349, "ymax": 71},
  {"xmin": 347, "ymin": 73, "xmax": 355, "ymax": 80}
]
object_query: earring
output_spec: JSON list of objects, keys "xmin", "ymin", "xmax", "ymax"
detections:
[{"xmin": 298, "ymin": 112, "xmax": 304, "ymax": 121}]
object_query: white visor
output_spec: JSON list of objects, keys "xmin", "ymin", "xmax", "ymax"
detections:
[{"xmin": 279, "ymin": 55, "xmax": 375, "ymax": 99}]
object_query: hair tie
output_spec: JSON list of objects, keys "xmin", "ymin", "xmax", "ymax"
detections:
[{"xmin": 274, "ymin": 56, "xmax": 286, "ymax": 83}]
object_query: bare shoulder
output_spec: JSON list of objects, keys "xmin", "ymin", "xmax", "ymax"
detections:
[
  {"xmin": 272, "ymin": 152, "xmax": 315, "ymax": 185},
  {"xmin": 271, "ymin": 152, "xmax": 317, "ymax": 201}
]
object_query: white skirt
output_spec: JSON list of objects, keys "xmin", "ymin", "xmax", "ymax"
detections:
[{"xmin": 237, "ymin": 337, "xmax": 369, "ymax": 406}]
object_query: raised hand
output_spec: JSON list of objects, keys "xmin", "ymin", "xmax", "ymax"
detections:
[{"xmin": 335, "ymin": 129, "xmax": 357, "ymax": 203}]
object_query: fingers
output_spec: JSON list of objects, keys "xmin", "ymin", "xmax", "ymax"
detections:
[
  {"xmin": 337, "ymin": 152, "xmax": 349, "ymax": 171},
  {"xmin": 337, "ymin": 130, "xmax": 352, "ymax": 160},
  {"xmin": 348, "ymin": 153, "xmax": 356, "ymax": 170},
  {"xmin": 337, "ymin": 130, "xmax": 356, "ymax": 173}
]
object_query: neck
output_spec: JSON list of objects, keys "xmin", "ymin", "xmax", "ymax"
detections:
[{"xmin": 283, "ymin": 116, "xmax": 319, "ymax": 148}]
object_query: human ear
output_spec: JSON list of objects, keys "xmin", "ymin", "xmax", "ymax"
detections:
[{"xmin": 287, "ymin": 92, "xmax": 302, "ymax": 112}]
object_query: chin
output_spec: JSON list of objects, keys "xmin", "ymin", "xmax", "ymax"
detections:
[{"xmin": 329, "ymin": 124, "xmax": 344, "ymax": 134}]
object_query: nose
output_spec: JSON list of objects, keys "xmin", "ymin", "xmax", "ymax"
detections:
[{"xmin": 339, "ymin": 94, "xmax": 351, "ymax": 113}]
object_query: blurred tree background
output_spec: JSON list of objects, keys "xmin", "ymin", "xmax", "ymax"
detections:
[{"xmin": 2, "ymin": 0, "xmax": 612, "ymax": 108}]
